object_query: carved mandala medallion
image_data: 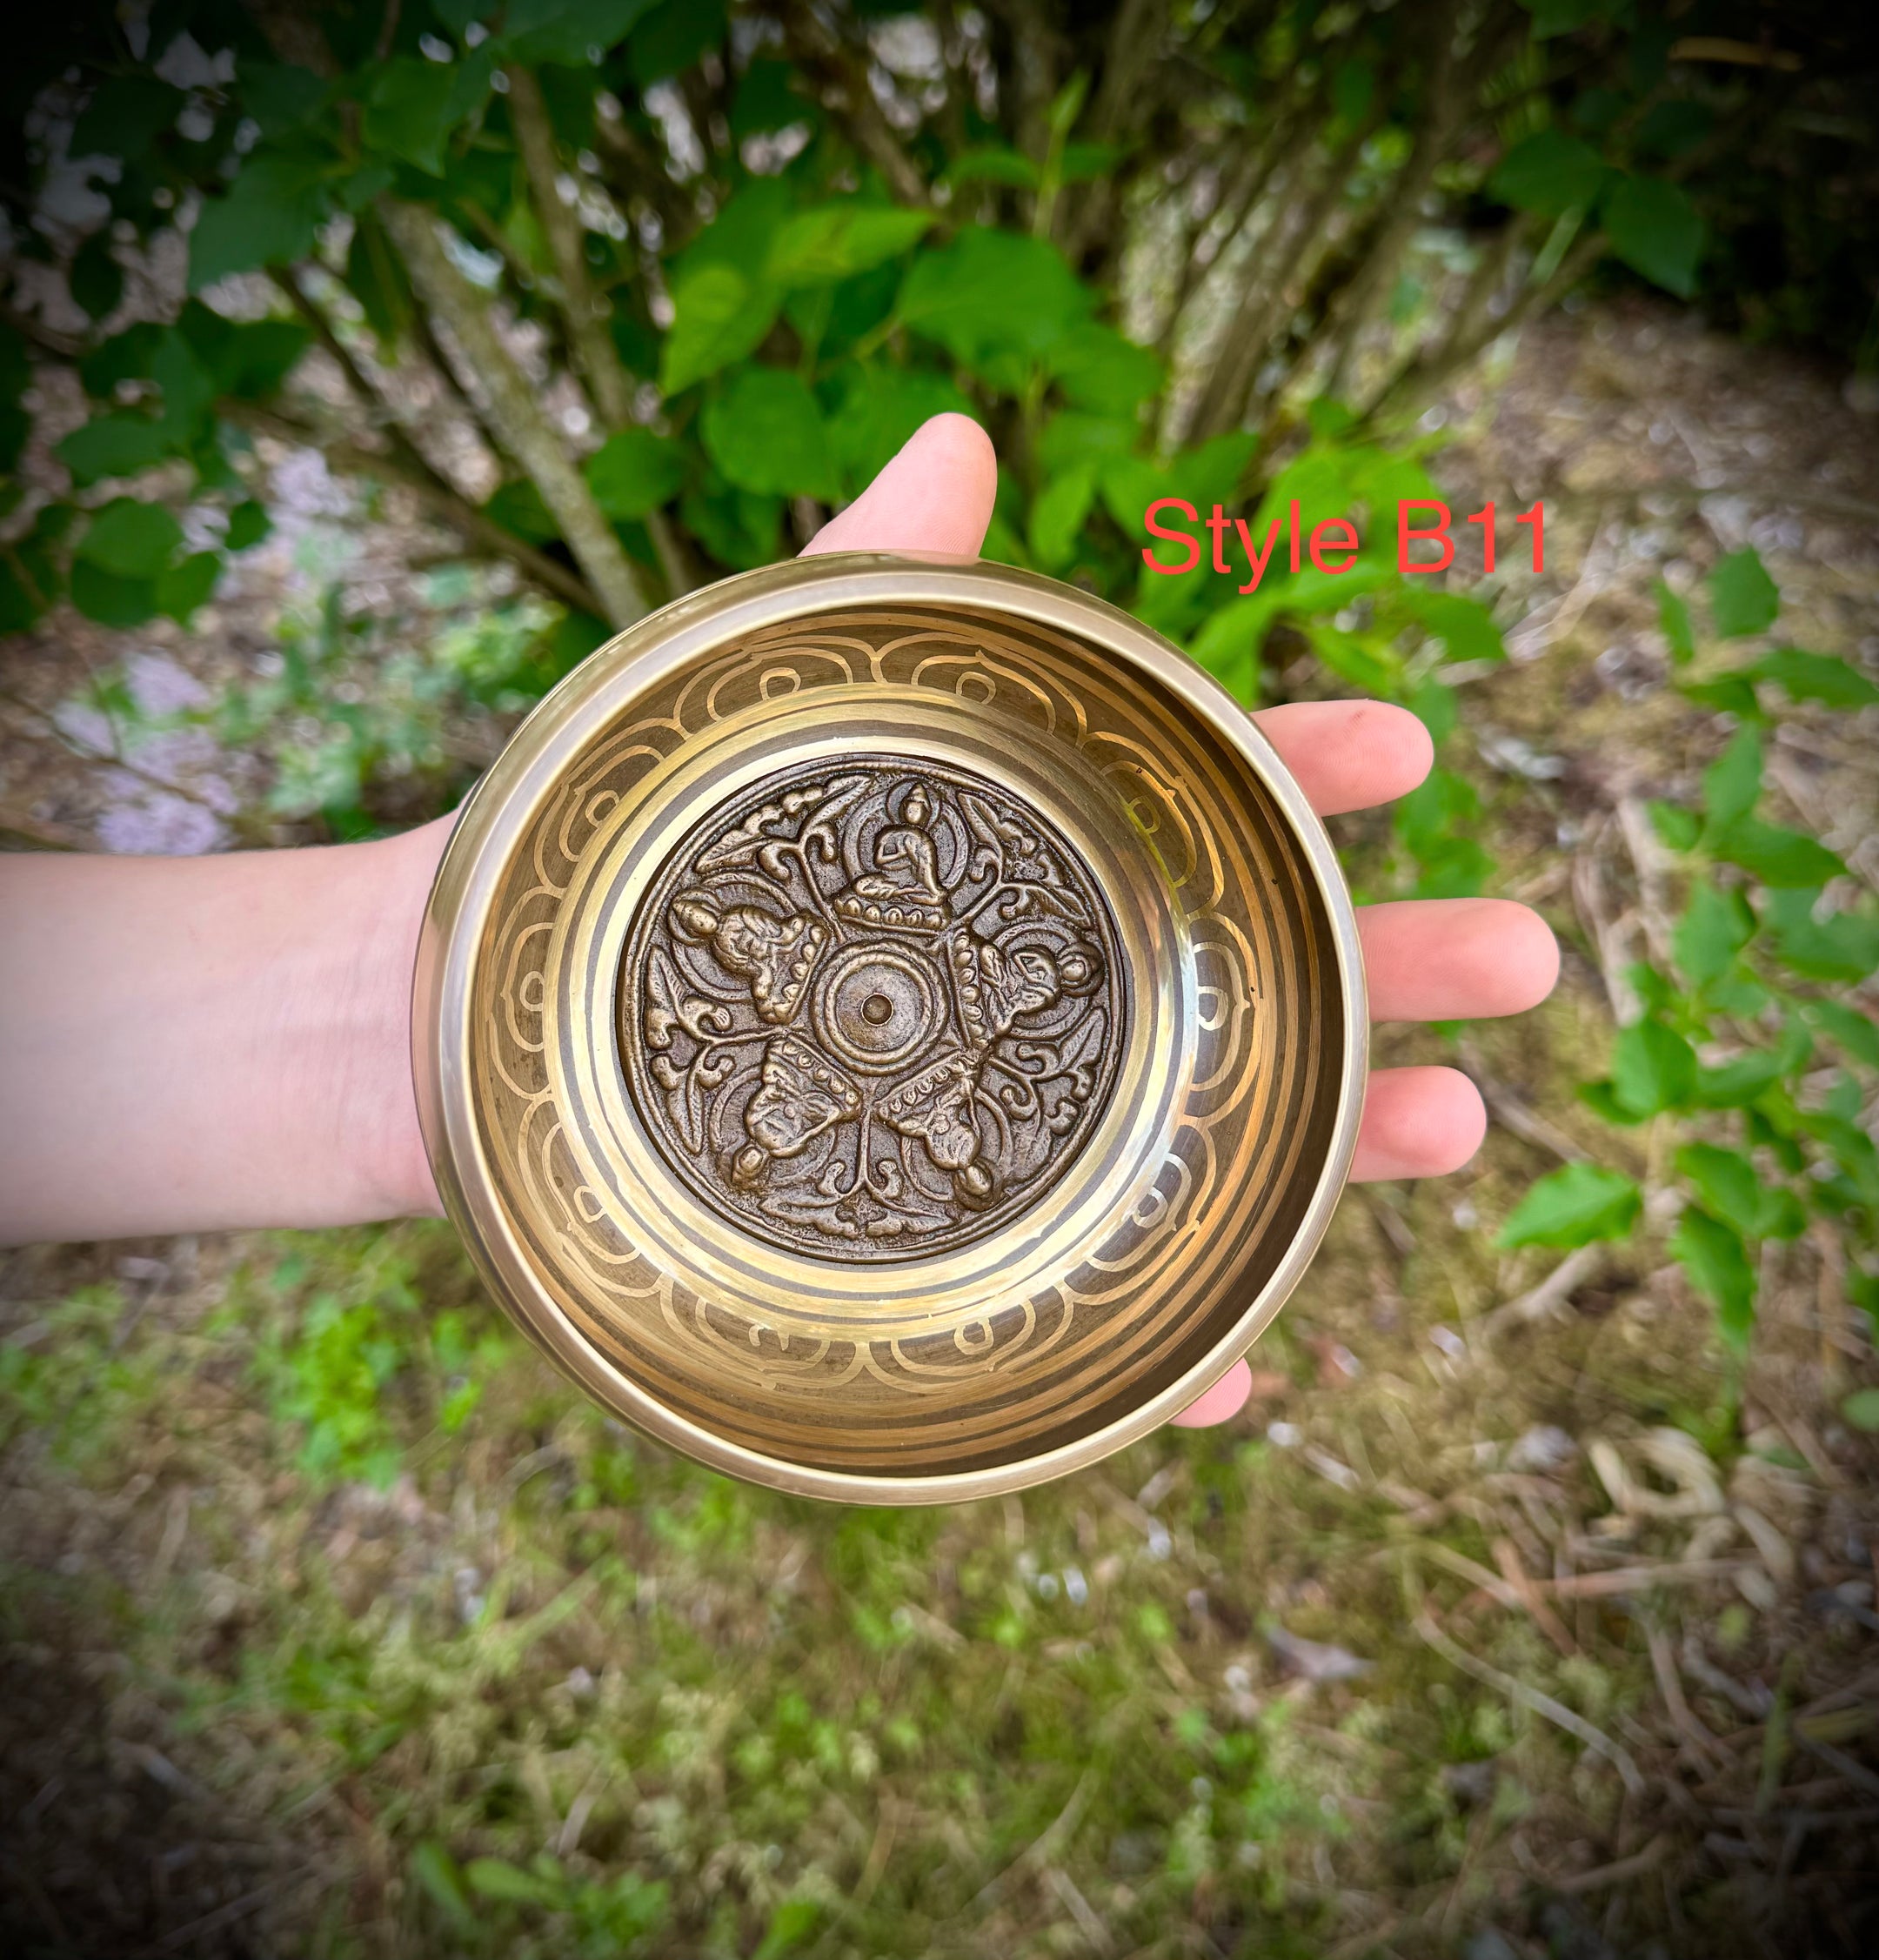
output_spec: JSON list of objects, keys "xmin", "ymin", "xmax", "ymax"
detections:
[{"xmin": 620, "ymin": 757, "xmax": 1127, "ymax": 1261}]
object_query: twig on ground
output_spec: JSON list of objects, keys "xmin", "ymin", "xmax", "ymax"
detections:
[
  {"xmin": 1461, "ymin": 1040, "xmax": 1585, "ymax": 1165},
  {"xmin": 966, "ymin": 1769, "xmax": 1096, "ymax": 1914},
  {"xmin": 1551, "ymin": 1833, "xmax": 1671, "ymax": 1894},
  {"xmin": 1494, "ymin": 1538, "xmax": 1578, "ymax": 1657},
  {"xmin": 1482, "ymin": 1245, "xmax": 1603, "ymax": 1337},
  {"xmin": 1645, "ymin": 1622, "xmax": 1728, "ymax": 1776},
  {"xmin": 1414, "ymin": 1611, "xmax": 1645, "ymax": 1796},
  {"xmin": 1615, "ymin": 794, "xmax": 1676, "ymax": 968}
]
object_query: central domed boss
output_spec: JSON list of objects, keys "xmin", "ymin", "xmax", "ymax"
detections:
[{"xmin": 621, "ymin": 758, "xmax": 1126, "ymax": 1261}]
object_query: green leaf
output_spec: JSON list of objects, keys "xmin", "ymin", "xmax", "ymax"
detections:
[
  {"xmin": 1841, "ymin": 1388, "xmax": 1879, "ymax": 1434},
  {"xmin": 943, "ymin": 146, "xmax": 1042, "ymax": 190},
  {"xmin": 1522, "ymin": 0, "xmax": 1605, "ymax": 37},
  {"xmin": 1708, "ymin": 546, "xmax": 1779, "ymax": 639},
  {"xmin": 1488, "ymin": 129, "xmax": 1609, "ymax": 217},
  {"xmin": 1045, "ymin": 321, "xmax": 1163, "ymax": 411},
  {"xmin": 1305, "ymin": 623, "xmax": 1398, "ymax": 695},
  {"xmin": 679, "ymin": 476, "xmax": 779, "ymax": 572},
  {"xmin": 826, "ymin": 367, "xmax": 974, "ymax": 494},
  {"xmin": 70, "ymin": 559, "xmax": 158, "ymax": 627},
  {"xmin": 1680, "ymin": 673, "xmax": 1764, "ymax": 720},
  {"xmin": 484, "ymin": 478, "xmax": 558, "ymax": 545},
  {"xmin": 1675, "ymin": 1142, "xmax": 1762, "ymax": 1226},
  {"xmin": 464, "ymin": 1857, "xmax": 560, "ymax": 1905},
  {"xmin": 1804, "ymin": 1000, "xmax": 1879, "ymax": 1069},
  {"xmin": 238, "ymin": 62, "xmax": 331, "ymax": 137},
  {"xmin": 346, "ymin": 211, "xmax": 413, "ymax": 349},
  {"xmin": 362, "ymin": 57, "xmax": 458, "ymax": 175},
  {"xmin": 1743, "ymin": 646, "xmax": 1879, "ymax": 708},
  {"xmin": 1763, "ymin": 890, "xmax": 1879, "ymax": 984},
  {"xmin": 1656, "ymin": 579, "xmax": 1695, "ymax": 664},
  {"xmin": 628, "ymin": 0, "xmax": 728, "ymax": 84},
  {"xmin": 1060, "ymin": 142, "xmax": 1123, "ymax": 185},
  {"xmin": 70, "ymin": 231, "xmax": 124, "ymax": 323},
  {"xmin": 1703, "ymin": 973, "xmax": 1772, "ymax": 1020},
  {"xmin": 152, "ymin": 324, "xmax": 218, "ymax": 437},
  {"xmin": 1755, "ymin": 1187, "xmax": 1807, "ymax": 1241},
  {"xmin": 1674, "ymin": 882, "xmax": 1754, "ymax": 985},
  {"xmin": 584, "ymin": 425, "xmax": 685, "ymax": 519},
  {"xmin": 1408, "ymin": 833, "xmax": 1495, "ymax": 900},
  {"xmin": 752, "ymin": 1897, "xmax": 820, "ymax": 1960},
  {"xmin": 189, "ymin": 158, "xmax": 327, "ymax": 290},
  {"xmin": 701, "ymin": 366, "xmax": 838, "ymax": 501},
  {"xmin": 70, "ymin": 75, "xmax": 184, "ymax": 162},
  {"xmin": 1601, "ymin": 174, "xmax": 1703, "ymax": 298},
  {"xmin": 1407, "ymin": 673, "xmax": 1458, "ymax": 745},
  {"xmin": 0, "ymin": 557, "xmax": 44, "ymax": 632},
  {"xmin": 77, "ymin": 497, "xmax": 183, "ymax": 578},
  {"xmin": 1499, "ymin": 1162, "xmax": 1642, "ymax": 1249},
  {"xmin": 1710, "ymin": 819, "xmax": 1844, "ymax": 890},
  {"xmin": 503, "ymin": 0, "xmax": 659, "ymax": 65},
  {"xmin": 1648, "ymin": 799, "xmax": 1700, "ymax": 851},
  {"xmin": 57, "ymin": 414, "xmax": 176, "ymax": 486},
  {"xmin": 1610, "ymin": 1017, "xmax": 1697, "ymax": 1117},
  {"xmin": 1394, "ymin": 764, "xmax": 1480, "ymax": 857},
  {"xmin": 899, "ymin": 228, "xmax": 1093, "ymax": 369},
  {"xmin": 767, "ymin": 205, "xmax": 934, "ymax": 286},
  {"xmin": 1028, "ymin": 462, "xmax": 1099, "ymax": 571},
  {"xmin": 1701, "ymin": 726, "xmax": 1762, "ymax": 835},
  {"xmin": 225, "ymin": 500, "xmax": 271, "ymax": 551},
  {"xmin": 1578, "ymin": 1078, "xmax": 1645, "ymax": 1127},
  {"xmin": 1670, "ymin": 1206, "xmax": 1755, "ymax": 1353},
  {"xmin": 660, "ymin": 264, "xmax": 780, "ymax": 396},
  {"xmin": 79, "ymin": 322, "xmax": 162, "ymax": 397},
  {"xmin": 732, "ymin": 55, "xmax": 812, "ymax": 139},
  {"xmin": 1398, "ymin": 587, "xmax": 1505, "ymax": 665},
  {"xmin": 410, "ymin": 1842, "xmax": 473, "ymax": 1924},
  {"xmin": 216, "ymin": 319, "xmax": 313, "ymax": 398},
  {"xmin": 157, "ymin": 550, "xmax": 221, "ymax": 623}
]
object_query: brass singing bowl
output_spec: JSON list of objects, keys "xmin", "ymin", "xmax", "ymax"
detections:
[{"xmin": 414, "ymin": 555, "xmax": 1366, "ymax": 1503}]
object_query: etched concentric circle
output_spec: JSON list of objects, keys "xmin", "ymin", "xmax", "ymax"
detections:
[
  {"xmin": 812, "ymin": 943, "xmax": 944, "ymax": 1073},
  {"xmin": 619, "ymin": 753, "xmax": 1128, "ymax": 1265}
]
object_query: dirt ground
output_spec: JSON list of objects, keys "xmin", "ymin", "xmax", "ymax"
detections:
[{"xmin": 3, "ymin": 295, "xmax": 1878, "ymax": 1959}]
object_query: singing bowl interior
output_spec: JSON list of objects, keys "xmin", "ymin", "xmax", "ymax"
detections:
[{"xmin": 415, "ymin": 555, "xmax": 1365, "ymax": 1502}]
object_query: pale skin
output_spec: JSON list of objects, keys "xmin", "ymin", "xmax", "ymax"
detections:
[{"xmin": 0, "ymin": 415, "xmax": 1559, "ymax": 1426}]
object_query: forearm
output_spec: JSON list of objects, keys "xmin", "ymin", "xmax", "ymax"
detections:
[{"xmin": 0, "ymin": 819, "xmax": 448, "ymax": 1246}]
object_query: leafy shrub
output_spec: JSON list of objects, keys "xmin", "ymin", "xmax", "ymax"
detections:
[{"xmin": 1499, "ymin": 545, "xmax": 1878, "ymax": 1358}]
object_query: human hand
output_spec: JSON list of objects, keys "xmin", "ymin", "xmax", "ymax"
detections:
[
  {"xmin": 0, "ymin": 414, "xmax": 1554, "ymax": 1306},
  {"xmin": 813, "ymin": 416, "xmax": 1559, "ymax": 1429}
]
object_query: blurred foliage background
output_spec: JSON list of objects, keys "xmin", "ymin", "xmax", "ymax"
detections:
[{"xmin": 3, "ymin": 3, "xmax": 1879, "ymax": 1957}]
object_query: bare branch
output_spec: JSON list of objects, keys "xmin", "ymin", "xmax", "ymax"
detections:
[
  {"xmin": 1186, "ymin": 104, "xmax": 1383, "ymax": 442},
  {"xmin": 219, "ymin": 398, "xmax": 604, "ymax": 618},
  {"xmin": 505, "ymin": 66, "xmax": 692, "ymax": 599},
  {"xmin": 505, "ymin": 64, "xmax": 635, "ymax": 431},
  {"xmin": 378, "ymin": 199, "xmax": 649, "ymax": 628},
  {"xmin": 779, "ymin": 0, "xmax": 931, "ymax": 207},
  {"xmin": 1318, "ymin": 0, "xmax": 1525, "ymax": 399}
]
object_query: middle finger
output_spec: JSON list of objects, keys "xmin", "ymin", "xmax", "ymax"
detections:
[{"xmin": 1358, "ymin": 897, "xmax": 1558, "ymax": 1024}]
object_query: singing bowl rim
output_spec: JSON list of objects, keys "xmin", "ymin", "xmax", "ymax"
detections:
[{"xmin": 413, "ymin": 552, "xmax": 1367, "ymax": 1504}]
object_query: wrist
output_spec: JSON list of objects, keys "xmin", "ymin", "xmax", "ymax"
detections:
[{"xmin": 318, "ymin": 816, "xmax": 451, "ymax": 1223}]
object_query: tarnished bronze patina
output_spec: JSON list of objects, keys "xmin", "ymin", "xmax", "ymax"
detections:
[
  {"xmin": 414, "ymin": 555, "xmax": 1365, "ymax": 1503},
  {"xmin": 622, "ymin": 754, "xmax": 1126, "ymax": 1262}
]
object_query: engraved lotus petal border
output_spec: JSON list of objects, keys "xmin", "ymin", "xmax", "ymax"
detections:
[{"xmin": 413, "ymin": 554, "xmax": 1367, "ymax": 1504}]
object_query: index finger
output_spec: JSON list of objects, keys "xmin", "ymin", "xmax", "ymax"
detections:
[{"xmin": 1252, "ymin": 700, "xmax": 1434, "ymax": 816}]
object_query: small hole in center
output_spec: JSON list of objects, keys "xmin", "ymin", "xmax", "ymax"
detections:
[{"xmin": 861, "ymin": 993, "xmax": 894, "ymax": 1025}]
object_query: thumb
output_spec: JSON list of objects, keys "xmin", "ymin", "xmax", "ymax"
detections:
[{"xmin": 801, "ymin": 413, "xmax": 998, "ymax": 560}]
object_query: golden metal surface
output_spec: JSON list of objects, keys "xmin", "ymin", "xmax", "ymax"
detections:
[{"xmin": 413, "ymin": 555, "xmax": 1366, "ymax": 1503}]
